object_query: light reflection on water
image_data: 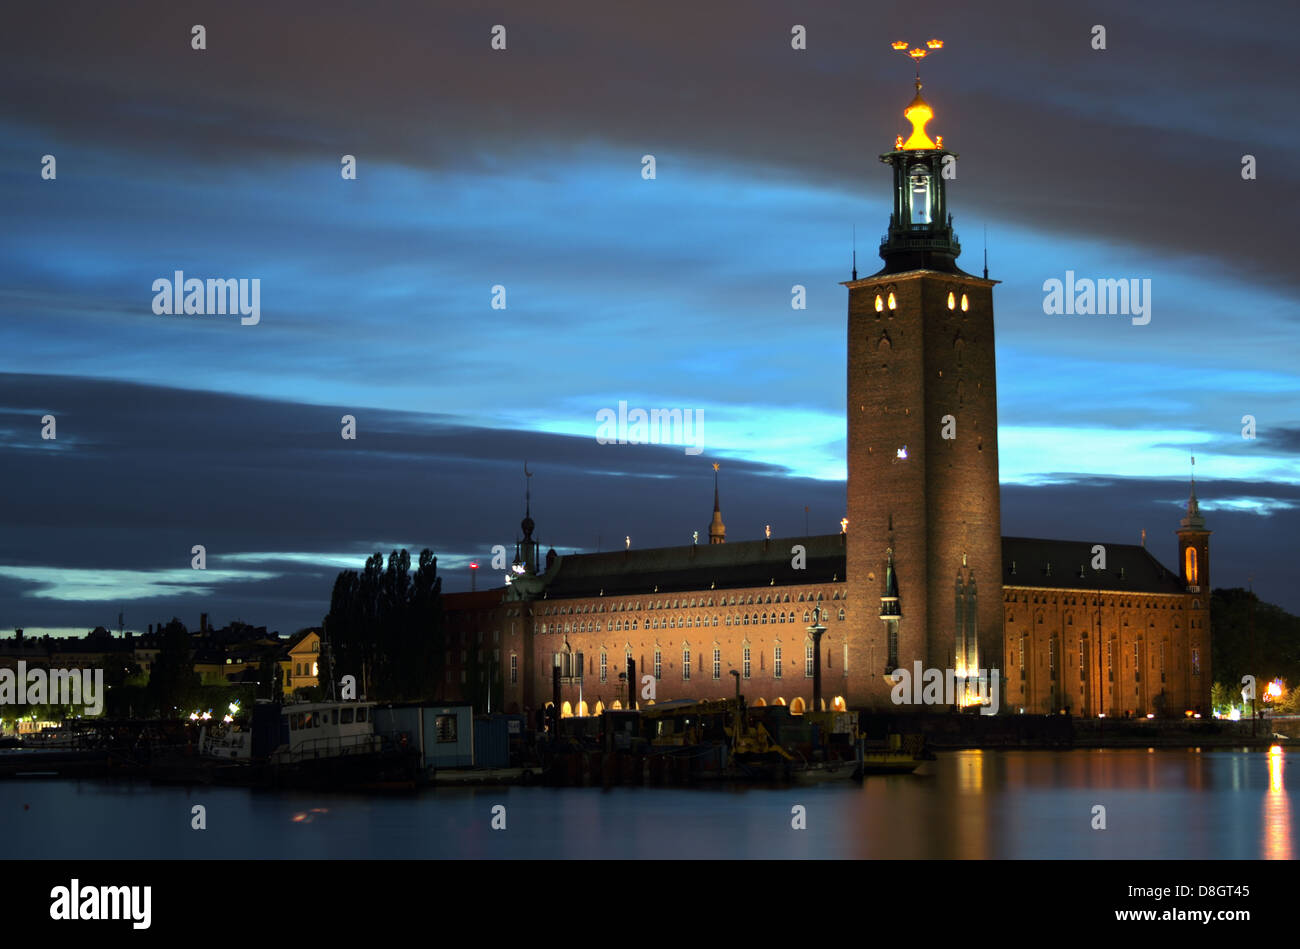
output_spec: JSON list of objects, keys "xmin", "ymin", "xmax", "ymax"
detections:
[{"xmin": 2, "ymin": 748, "xmax": 1294, "ymax": 859}]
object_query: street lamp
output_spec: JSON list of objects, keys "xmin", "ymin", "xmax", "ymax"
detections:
[{"xmin": 807, "ymin": 606, "xmax": 827, "ymax": 714}]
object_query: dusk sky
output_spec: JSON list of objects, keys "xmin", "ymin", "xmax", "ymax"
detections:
[{"xmin": 2, "ymin": 0, "xmax": 1297, "ymax": 636}]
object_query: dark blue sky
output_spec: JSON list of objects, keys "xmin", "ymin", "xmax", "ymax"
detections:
[{"xmin": 1, "ymin": 0, "xmax": 1296, "ymax": 635}]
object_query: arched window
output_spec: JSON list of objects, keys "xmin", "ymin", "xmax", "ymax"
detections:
[{"xmin": 1185, "ymin": 546, "xmax": 1198, "ymax": 585}]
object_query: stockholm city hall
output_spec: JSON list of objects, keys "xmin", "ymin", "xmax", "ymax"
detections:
[{"xmin": 442, "ymin": 44, "xmax": 1213, "ymax": 719}]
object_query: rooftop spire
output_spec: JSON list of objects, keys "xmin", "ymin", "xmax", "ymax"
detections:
[
  {"xmin": 891, "ymin": 38, "xmax": 945, "ymax": 149},
  {"xmin": 1180, "ymin": 455, "xmax": 1206, "ymax": 530},
  {"xmin": 709, "ymin": 462, "xmax": 726, "ymax": 544}
]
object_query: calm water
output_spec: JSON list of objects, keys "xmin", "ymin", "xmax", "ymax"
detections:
[{"xmin": 1, "ymin": 748, "xmax": 1293, "ymax": 859}]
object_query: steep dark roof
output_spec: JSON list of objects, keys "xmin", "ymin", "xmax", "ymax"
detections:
[
  {"xmin": 1002, "ymin": 537, "xmax": 1185, "ymax": 595},
  {"xmin": 444, "ymin": 533, "xmax": 1188, "ymax": 606},
  {"xmin": 541, "ymin": 534, "xmax": 848, "ymax": 599}
]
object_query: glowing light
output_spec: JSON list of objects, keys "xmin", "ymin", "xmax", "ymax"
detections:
[
  {"xmin": 897, "ymin": 446, "xmax": 908, "ymax": 459},
  {"xmin": 947, "ymin": 292, "xmax": 955, "ymax": 310},
  {"xmin": 926, "ymin": 39, "xmax": 944, "ymax": 49},
  {"xmin": 1146, "ymin": 713, "xmax": 1154, "ymax": 719},
  {"xmin": 874, "ymin": 294, "xmax": 883, "ymax": 312},
  {"xmin": 222, "ymin": 714, "xmax": 233, "ymax": 723},
  {"xmin": 887, "ymin": 292, "xmax": 897, "ymax": 309},
  {"xmin": 469, "ymin": 561, "xmax": 478, "ymax": 569},
  {"xmin": 1266, "ymin": 680, "xmax": 1284, "ymax": 701},
  {"xmin": 891, "ymin": 40, "xmax": 908, "ymax": 50},
  {"xmin": 961, "ymin": 293, "xmax": 969, "ymax": 312},
  {"xmin": 902, "ymin": 96, "xmax": 936, "ymax": 149}
]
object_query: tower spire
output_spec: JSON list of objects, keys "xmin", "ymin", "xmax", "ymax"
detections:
[
  {"xmin": 709, "ymin": 462, "xmax": 726, "ymax": 544},
  {"xmin": 1181, "ymin": 455, "xmax": 1205, "ymax": 530},
  {"xmin": 516, "ymin": 461, "xmax": 537, "ymax": 574},
  {"xmin": 878, "ymin": 38, "xmax": 963, "ymax": 275}
]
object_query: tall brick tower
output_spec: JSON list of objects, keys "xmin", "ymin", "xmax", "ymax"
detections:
[
  {"xmin": 1176, "ymin": 468, "xmax": 1212, "ymax": 710},
  {"xmin": 845, "ymin": 53, "xmax": 1003, "ymax": 708}
]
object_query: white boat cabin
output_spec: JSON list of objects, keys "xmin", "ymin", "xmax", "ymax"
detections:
[{"xmin": 274, "ymin": 701, "xmax": 381, "ymax": 763}]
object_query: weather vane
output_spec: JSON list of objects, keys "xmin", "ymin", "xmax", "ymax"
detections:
[{"xmin": 891, "ymin": 38, "xmax": 944, "ymax": 81}]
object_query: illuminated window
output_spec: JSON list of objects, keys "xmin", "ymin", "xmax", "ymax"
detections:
[
  {"xmin": 1184, "ymin": 547, "xmax": 1198, "ymax": 584},
  {"xmin": 887, "ymin": 292, "xmax": 897, "ymax": 310},
  {"xmin": 908, "ymin": 165, "xmax": 932, "ymax": 225},
  {"xmin": 743, "ymin": 645, "xmax": 751, "ymax": 679},
  {"xmin": 600, "ymin": 651, "xmax": 607, "ymax": 682},
  {"xmin": 947, "ymin": 291, "xmax": 955, "ymax": 310},
  {"xmin": 510, "ymin": 654, "xmax": 518, "ymax": 684},
  {"xmin": 960, "ymin": 293, "xmax": 969, "ymax": 312},
  {"xmin": 875, "ymin": 294, "xmax": 883, "ymax": 312},
  {"xmin": 682, "ymin": 647, "xmax": 690, "ymax": 680}
]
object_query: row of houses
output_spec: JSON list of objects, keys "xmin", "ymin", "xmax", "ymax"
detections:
[{"xmin": 0, "ymin": 615, "xmax": 324, "ymax": 700}]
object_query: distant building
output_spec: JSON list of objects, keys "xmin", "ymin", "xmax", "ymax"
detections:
[{"xmin": 281, "ymin": 629, "xmax": 321, "ymax": 696}]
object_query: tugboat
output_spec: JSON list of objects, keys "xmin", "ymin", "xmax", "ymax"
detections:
[
  {"xmin": 267, "ymin": 700, "xmax": 418, "ymax": 789},
  {"xmin": 153, "ymin": 700, "xmax": 420, "ymax": 790}
]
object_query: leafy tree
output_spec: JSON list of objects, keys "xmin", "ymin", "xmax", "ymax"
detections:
[
  {"xmin": 1210, "ymin": 589, "xmax": 1300, "ymax": 713},
  {"xmin": 147, "ymin": 618, "xmax": 201, "ymax": 717},
  {"xmin": 323, "ymin": 549, "xmax": 445, "ymax": 702},
  {"xmin": 256, "ymin": 656, "xmax": 283, "ymax": 700}
]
